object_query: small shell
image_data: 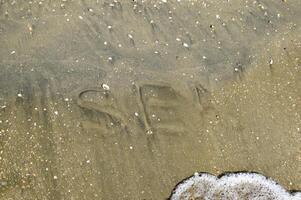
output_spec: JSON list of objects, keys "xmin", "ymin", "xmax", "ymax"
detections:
[{"xmin": 102, "ymin": 83, "xmax": 110, "ymax": 90}]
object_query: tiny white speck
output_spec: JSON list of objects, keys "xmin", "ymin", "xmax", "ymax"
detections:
[
  {"xmin": 128, "ymin": 34, "xmax": 133, "ymax": 39},
  {"xmin": 78, "ymin": 16, "xmax": 83, "ymax": 20},
  {"xmin": 10, "ymin": 51, "xmax": 16, "ymax": 55},
  {"xmin": 146, "ymin": 129, "xmax": 153, "ymax": 135},
  {"xmin": 134, "ymin": 112, "xmax": 139, "ymax": 116},
  {"xmin": 53, "ymin": 175, "xmax": 58, "ymax": 180},
  {"xmin": 183, "ymin": 42, "xmax": 189, "ymax": 48},
  {"xmin": 269, "ymin": 58, "xmax": 273, "ymax": 65},
  {"xmin": 54, "ymin": 111, "xmax": 59, "ymax": 115},
  {"xmin": 17, "ymin": 93, "xmax": 22, "ymax": 97}
]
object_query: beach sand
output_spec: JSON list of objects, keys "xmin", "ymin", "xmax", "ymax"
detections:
[{"xmin": 0, "ymin": 0, "xmax": 300, "ymax": 199}]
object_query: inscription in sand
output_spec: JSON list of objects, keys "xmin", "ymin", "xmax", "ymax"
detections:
[
  {"xmin": 76, "ymin": 83, "xmax": 213, "ymax": 137},
  {"xmin": 137, "ymin": 84, "xmax": 186, "ymax": 135},
  {"xmin": 77, "ymin": 88, "xmax": 128, "ymax": 138}
]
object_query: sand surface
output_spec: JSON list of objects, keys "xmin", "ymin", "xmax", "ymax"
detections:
[{"xmin": 0, "ymin": 0, "xmax": 300, "ymax": 199}]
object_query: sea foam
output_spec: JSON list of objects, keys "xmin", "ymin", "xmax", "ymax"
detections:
[{"xmin": 169, "ymin": 172, "xmax": 300, "ymax": 200}]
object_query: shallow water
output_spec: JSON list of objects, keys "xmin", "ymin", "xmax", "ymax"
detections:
[{"xmin": 0, "ymin": 0, "xmax": 300, "ymax": 199}]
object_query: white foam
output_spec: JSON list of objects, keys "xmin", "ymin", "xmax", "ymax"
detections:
[
  {"xmin": 293, "ymin": 192, "xmax": 301, "ymax": 200},
  {"xmin": 170, "ymin": 172, "xmax": 300, "ymax": 200},
  {"xmin": 170, "ymin": 173, "xmax": 217, "ymax": 200}
]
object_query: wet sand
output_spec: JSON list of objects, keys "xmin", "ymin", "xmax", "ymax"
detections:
[{"xmin": 0, "ymin": 0, "xmax": 300, "ymax": 199}]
